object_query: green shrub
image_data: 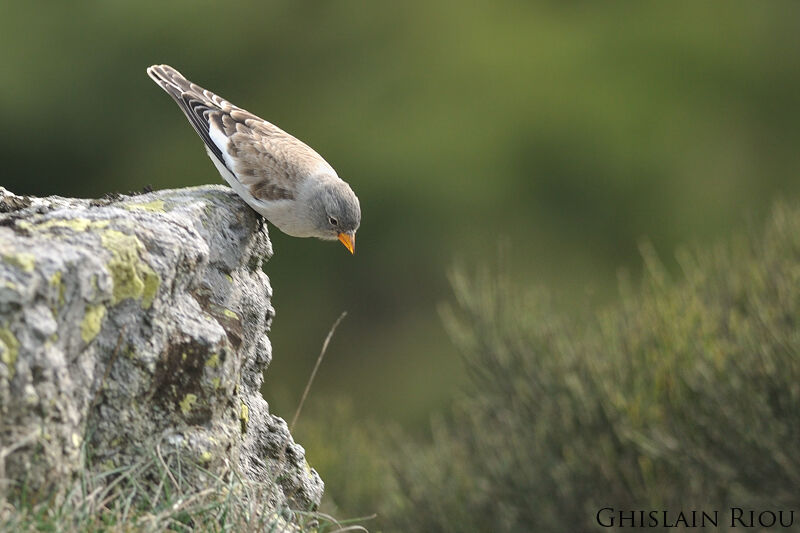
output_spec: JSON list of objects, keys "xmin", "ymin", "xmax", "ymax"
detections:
[{"xmin": 378, "ymin": 202, "xmax": 800, "ymax": 532}]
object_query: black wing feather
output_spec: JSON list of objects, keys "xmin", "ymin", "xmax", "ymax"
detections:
[{"xmin": 147, "ymin": 65, "xmax": 229, "ymax": 168}]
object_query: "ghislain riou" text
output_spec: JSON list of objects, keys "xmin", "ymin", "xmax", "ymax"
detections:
[{"xmin": 596, "ymin": 508, "xmax": 795, "ymax": 528}]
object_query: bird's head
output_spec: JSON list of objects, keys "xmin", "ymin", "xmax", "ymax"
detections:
[{"xmin": 306, "ymin": 178, "xmax": 361, "ymax": 253}]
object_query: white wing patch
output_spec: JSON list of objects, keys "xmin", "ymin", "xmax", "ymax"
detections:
[
  {"xmin": 208, "ymin": 125, "xmax": 235, "ymax": 175},
  {"xmin": 205, "ymin": 126, "xmax": 269, "ymax": 211}
]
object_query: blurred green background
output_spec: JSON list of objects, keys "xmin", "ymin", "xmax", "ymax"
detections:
[{"xmin": 3, "ymin": 1, "xmax": 800, "ymax": 519}]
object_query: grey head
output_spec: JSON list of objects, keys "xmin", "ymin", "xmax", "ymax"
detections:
[{"xmin": 305, "ymin": 177, "xmax": 361, "ymax": 253}]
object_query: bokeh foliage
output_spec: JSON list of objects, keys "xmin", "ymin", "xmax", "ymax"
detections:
[
  {"xmin": 2, "ymin": 1, "xmax": 800, "ymax": 427},
  {"xmin": 300, "ymin": 201, "xmax": 800, "ymax": 532}
]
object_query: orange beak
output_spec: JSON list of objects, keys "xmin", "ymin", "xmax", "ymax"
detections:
[{"xmin": 337, "ymin": 232, "xmax": 356, "ymax": 254}]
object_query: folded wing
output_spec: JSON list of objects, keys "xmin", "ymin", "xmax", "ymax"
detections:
[{"xmin": 147, "ymin": 64, "xmax": 329, "ymax": 203}]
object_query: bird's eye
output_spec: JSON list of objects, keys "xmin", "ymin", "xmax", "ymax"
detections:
[{"xmin": 328, "ymin": 216, "xmax": 338, "ymax": 226}]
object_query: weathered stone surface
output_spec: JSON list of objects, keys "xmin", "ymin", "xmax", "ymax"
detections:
[{"xmin": 0, "ymin": 186, "xmax": 323, "ymax": 512}]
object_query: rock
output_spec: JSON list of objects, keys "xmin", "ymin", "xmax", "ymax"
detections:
[{"xmin": 0, "ymin": 186, "xmax": 323, "ymax": 513}]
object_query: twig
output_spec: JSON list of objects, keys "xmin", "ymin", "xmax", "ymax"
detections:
[{"xmin": 290, "ymin": 312, "xmax": 347, "ymax": 431}]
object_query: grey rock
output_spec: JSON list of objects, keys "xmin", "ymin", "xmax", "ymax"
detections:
[{"xmin": 0, "ymin": 186, "xmax": 323, "ymax": 513}]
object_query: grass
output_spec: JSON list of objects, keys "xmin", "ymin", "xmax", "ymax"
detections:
[{"xmin": 0, "ymin": 440, "xmax": 368, "ymax": 533}]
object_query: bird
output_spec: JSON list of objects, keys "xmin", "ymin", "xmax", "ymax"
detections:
[{"xmin": 146, "ymin": 64, "xmax": 360, "ymax": 254}]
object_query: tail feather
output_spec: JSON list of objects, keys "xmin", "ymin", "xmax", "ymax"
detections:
[{"xmin": 147, "ymin": 64, "xmax": 228, "ymax": 165}]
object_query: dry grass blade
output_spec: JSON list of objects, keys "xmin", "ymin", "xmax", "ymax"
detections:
[
  {"xmin": 290, "ymin": 311, "xmax": 347, "ymax": 431},
  {"xmin": 155, "ymin": 442, "xmax": 180, "ymax": 493}
]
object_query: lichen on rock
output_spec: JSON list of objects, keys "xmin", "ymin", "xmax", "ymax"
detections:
[
  {"xmin": 0, "ymin": 185, "xmax": 323, "ymax": 517},
  {"xmin": 0, "ymin": 328, "xmax": 19, "ymax": 378},
  {"xmin": 2, "ymin": 253, "xmax": 35, "ymax": 273},
  {"xmin": 80, "ymin": 303, "xmax": 106, "ymax": 343},
  {"xmin": 99, "ymin": 228, "xmax": 161, "ymax": 308},
  {"xmin": 123, "ymin": 199, "xmax": 167, "ymax": 213}
]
